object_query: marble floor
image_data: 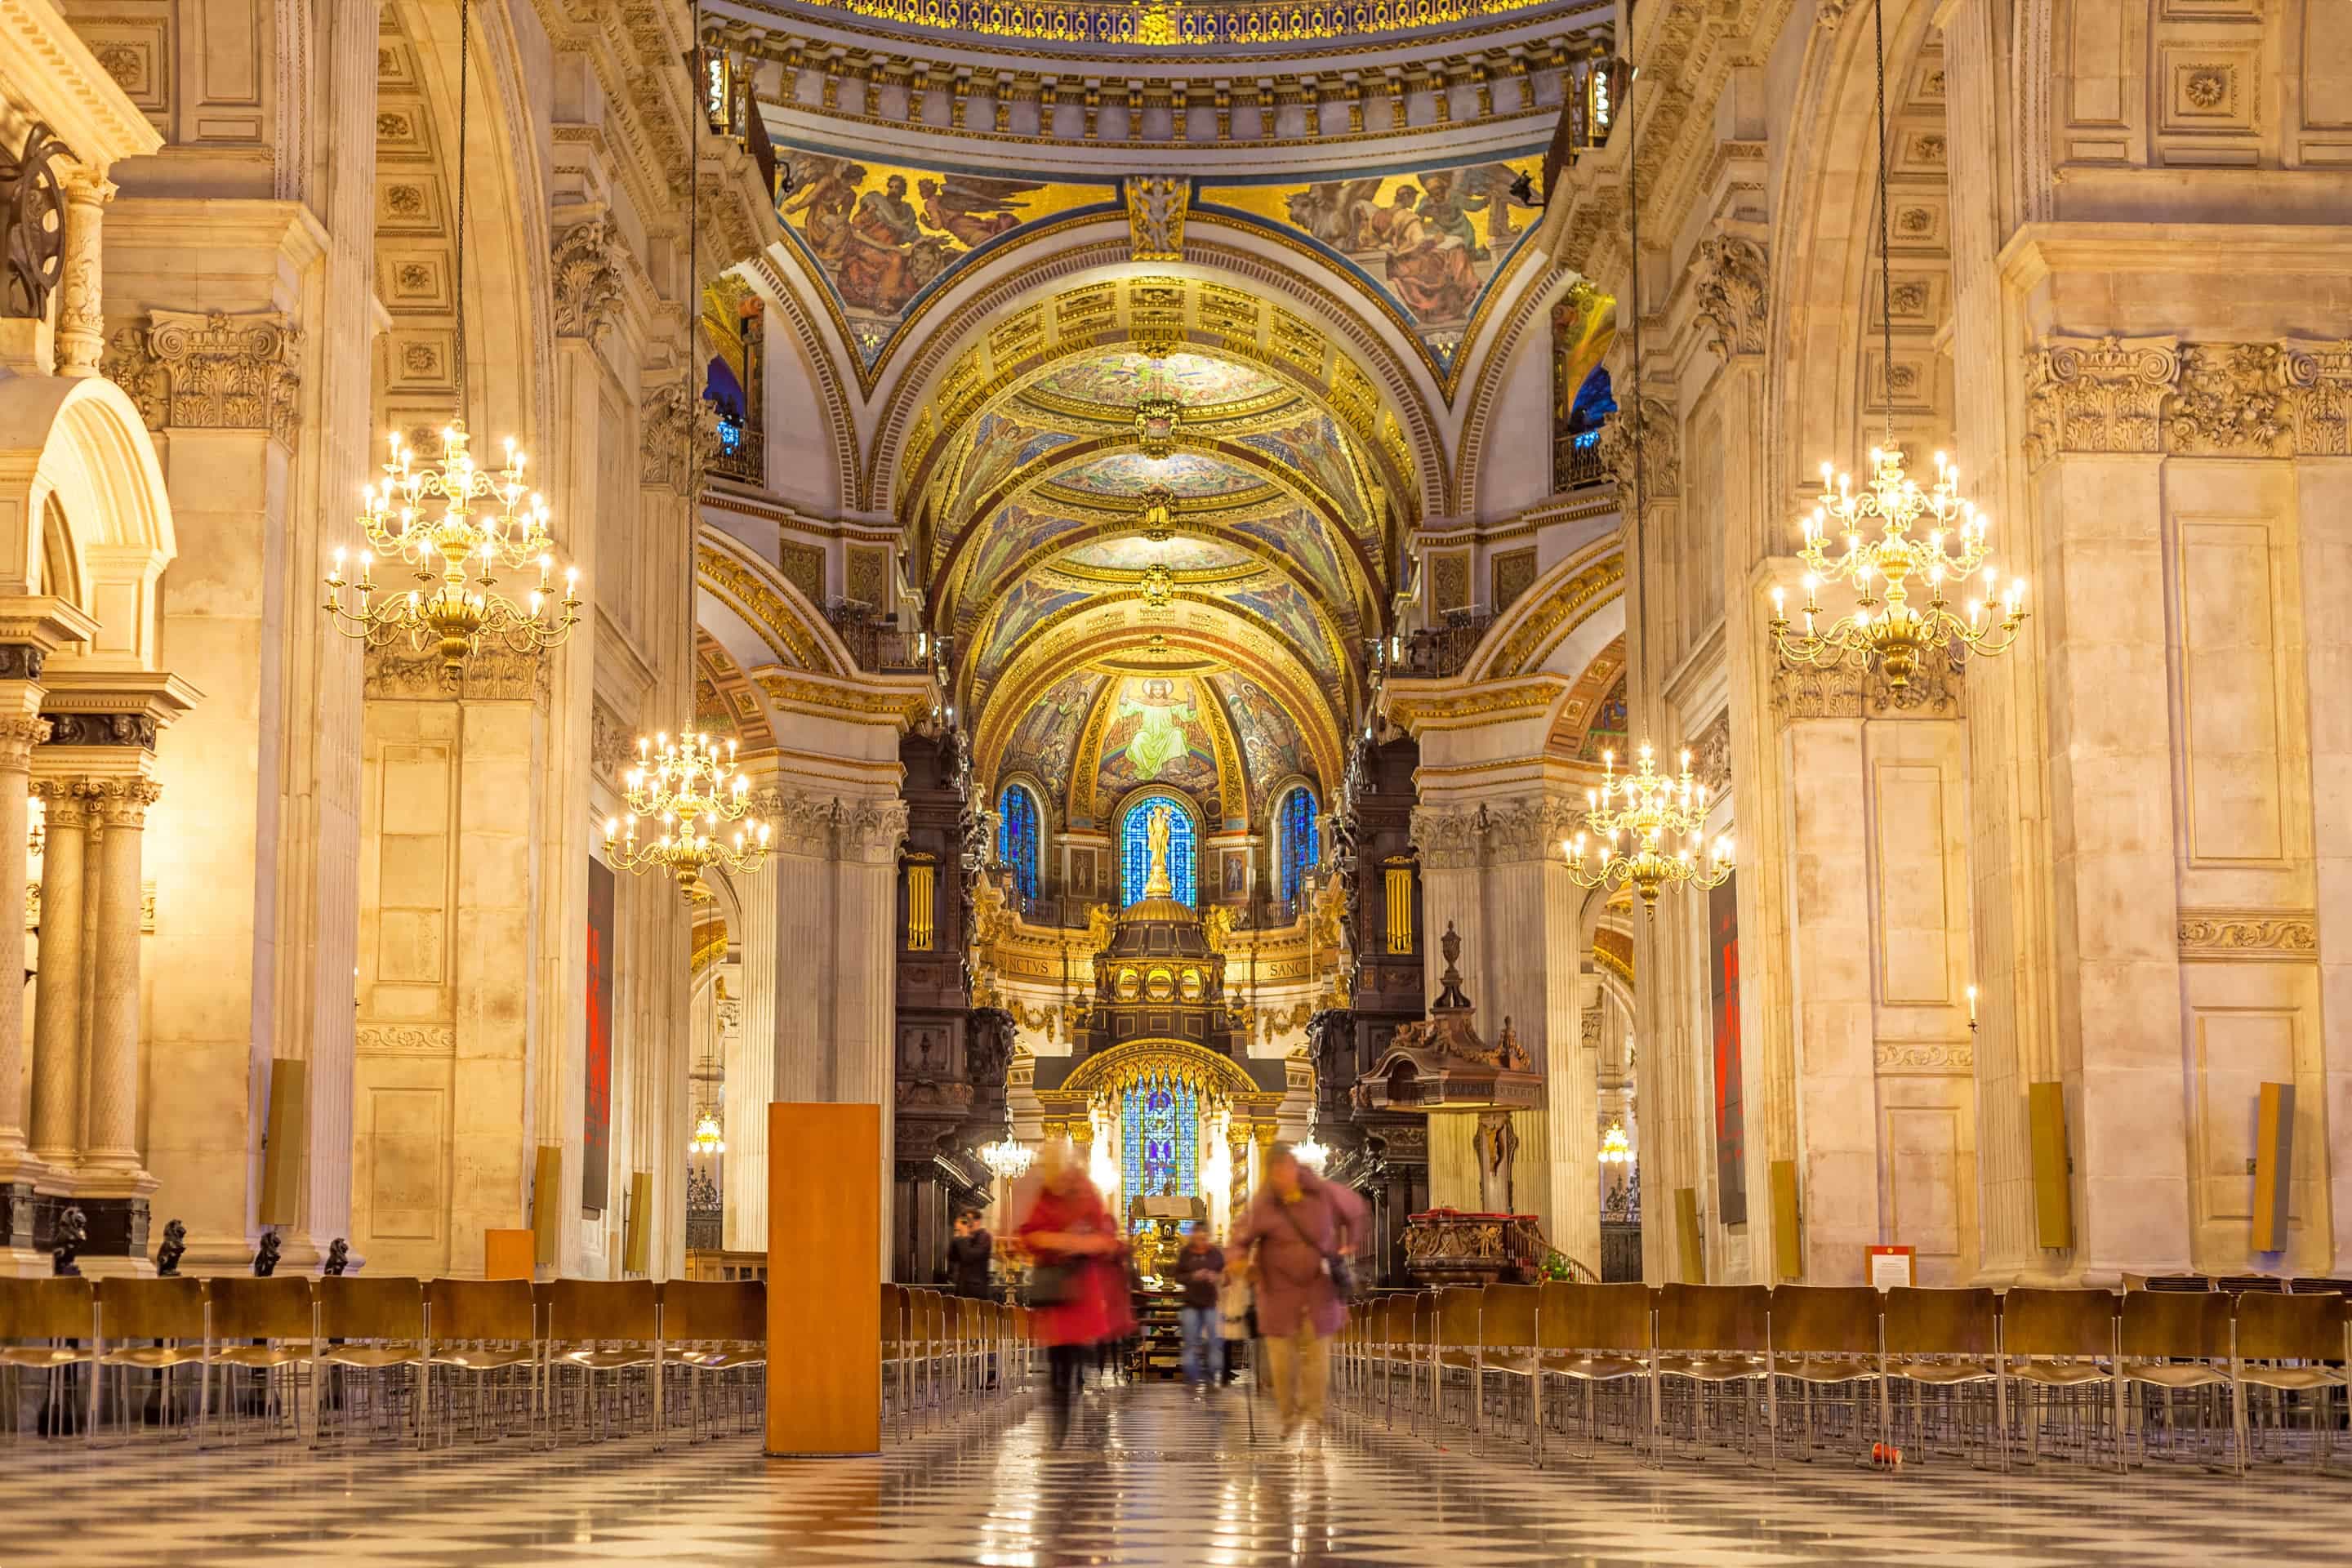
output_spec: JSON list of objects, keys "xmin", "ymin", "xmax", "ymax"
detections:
[{"xmin": 3, "ymin": 1379, "xmax": 2348, "ymax": 1566}]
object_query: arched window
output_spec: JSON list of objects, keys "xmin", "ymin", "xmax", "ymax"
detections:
[
  {"xmin": 1567, "ymin": 365, "xmax": 1616, "ymax": 449},
  {"xmin": 1278, "ymin": 786, "xmax": 1321, "ymax": 903},
  {"xmin": 1120, "ymin": 795, "xmax": 1196, "ymax": 908},
  {"xmin": 997, "ymin": 784, "xmax": 1040, "ymax": 902},
  {"xmin": 1122, "ymin": 1080, "xmax": 1198, "ymax": 1200}
]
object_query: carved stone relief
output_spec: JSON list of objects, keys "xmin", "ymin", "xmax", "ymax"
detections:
[
  {"xmin": 1690, "ymin": 234, "xmax": 1767, "ymax": 359},
  {"xmin": 2025, "ymin": 334, "xmax": 2352, "ymax": 466},
  {"xmin": 2176, "ymin": 910, "xmax": 2318, "ymax": 960},
  {"xmin": 1594, "ymin": 397, "xmax": 1680, "ymax": 508},
  {"xmin": 100, "ymin": 310, "xmax": 303, "ymax": 448},
  {"xmin": 550, "ymin": 218, "xmax": 625, "ymax": 342}
]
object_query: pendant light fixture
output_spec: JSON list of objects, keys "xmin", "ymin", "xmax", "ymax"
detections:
[
  {"xmin": 324, "ymin": 0, "xmax": 581, "ymax": 679},
  {"xmin": 1769, "ymin": 0, "xmax": 2025, "ymax": 687},
  {"xmin": 1563, "ymin": 65, "xmax": 1733, "ymax": 916},
  {"xmin": 604, "ymin": 6, "xmax": 771, "ymax": 902}
]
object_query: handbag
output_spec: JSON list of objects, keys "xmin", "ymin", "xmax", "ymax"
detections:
[{"xmin": 1276, "ymin": 1196, "xmax": 1356, "ymax": 1303}]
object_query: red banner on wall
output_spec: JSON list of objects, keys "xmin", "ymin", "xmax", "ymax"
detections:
[
  {"xmin": 1709, "ymin": 875, "xmax": 1747, "ymax": 1227},
  {"xmin": 584, "ymin": 857, "xmax": 615, "ymax": 1214}
]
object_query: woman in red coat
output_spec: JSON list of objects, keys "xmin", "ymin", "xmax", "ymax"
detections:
[{"xmin": 1016, "ymin": 1141, "xmax": 1130, "ymax": 1447}]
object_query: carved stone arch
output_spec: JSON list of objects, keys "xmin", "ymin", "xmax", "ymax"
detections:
[
  {"xmin": 695, "ymin": 530, "xmax": 853, "ymax": 679},
  {"xmin": 862, "ymin": 229, "xmax": 1450, "ymax": 523},
  {"xmin": 1454, "ymin": 260, "xmax": 1615, "ymax": 518},
  {"xmin": 1459, "ymin": 537, "xmax": 1625, "ymax": 683}
]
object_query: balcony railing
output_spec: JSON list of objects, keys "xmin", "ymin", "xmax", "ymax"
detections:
[
  {"xmin": 1398, "ymin": 608, "xmax": 1495, "ymax": 679},
  {"xmin": 708, "ymin": 416, "xmax": 764, "ymax": 487},
  {"xmin": 1557, "ymin": 427, "xmax": 1606, "ymax": 492},
  {"xmin": 823, "ymin": 599, "xmax": 927, "ymax": 674}
]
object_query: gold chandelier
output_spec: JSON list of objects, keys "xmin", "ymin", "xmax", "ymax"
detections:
[
  {"xmin": 604, "ymin": 730, "xmax": 771, "ymax": 900},
  {"xmin": 1563, "ymin": 744, "xmax": 1732, "ymax": 917},
  {"xmin": 608, "ymin": 16, "xmax": 774, "ymax": 903},
  {"xmin": 691, "ymin": 1109, "xmax": 726, "ymax": 1156},
  {"xmin": 322, "ymin": 0, "xmax": 578, "ymax": 679},
  {"xmin": 325, "ymin": 426, "xmax": 580, "ymax": 678},
  {"xmin": 1769, "ymin": 447, "xmax": 2024, "ymax": 688},
  {"xmin": 1598, "ymin": 1120, "xmax": 1632, "ymax": 1165},
  {"xmin": 1770, "ymin": 0, "xmax": 2024, "ymax": 691}
]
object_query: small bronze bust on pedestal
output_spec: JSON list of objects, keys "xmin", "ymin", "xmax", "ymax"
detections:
[
  {"xmin": 155, "ymin": 1218, "xmax": 187, "ymax": 1276},
  {"xmin": 323, "ymin": 1238, "xmax": 350, "ymax": 1276},
  {"xmin": 253, "ymin": 1230, "xmax": 282, "ymax": 1277},
  {"xmin": 51, "ymin": 1205, "xmax": 86, "ymax": 1276}
]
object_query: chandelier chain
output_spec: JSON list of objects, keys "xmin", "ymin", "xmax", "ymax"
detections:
[
  {"xmin": 456, "ymin": 0, "xmax": 469, "ymax": 412},
  {"xmin": 1873, "ymin": 0, "xmax": 1892, "ymax": 446}
]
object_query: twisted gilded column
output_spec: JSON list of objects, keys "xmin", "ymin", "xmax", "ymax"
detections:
[
  {"xmin": 81, "ymin": 779, "xmax": 159, "ymax": 1187},
  {"xmin": 0, "ymin": 714, "xmax": 45, "ymax": 1166},
  {"xmin": 28, "ymin": 782, "xmax": 88, "ymax": 1168}
]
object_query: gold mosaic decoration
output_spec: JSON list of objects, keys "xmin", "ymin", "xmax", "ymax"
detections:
[{"xmin": 771, "ymin": 0, "xmax": 1553, "ymax": 49}]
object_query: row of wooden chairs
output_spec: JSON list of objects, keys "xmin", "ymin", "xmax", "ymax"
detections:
[
  {"xmin": 0, "ymin": 1275, "xmax": 766, "ymax": 1451},
  {"xmin": 879, "ymin": 1285, "xmax": 1032, "ymax": 1431},
  {"xmin": 1334, "ymin": 1281, "xmax": 2350, "ymax": 1476}
]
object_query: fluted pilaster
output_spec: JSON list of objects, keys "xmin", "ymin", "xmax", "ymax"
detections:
[
  {"xmin": 0, "ymin": 715, "xmax": 46, "ymax": 1169},
  {"xmin": 28, "ymin": 783, "xmax": 87, "ymax": 1169},
  {"xmin": 80, "ymin": 779, "xmax": 159, "ymax": 1190}
]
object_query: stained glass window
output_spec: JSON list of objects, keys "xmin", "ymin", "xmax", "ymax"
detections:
[
  {"xmin": 1120, "ymin": 795, "xmax": 1196, "ymax": 907},
  {"xmin": 1568, "ymin": 365, "xmax": 1615, "ymax": 457},
  {"xmin": 997, "ymin": 784, "xmax": 1040, "ymax": 902},
  {"xmin": 1279, "ymin": 786, "xmax": 1321, "ymax": 903},
  {"xmin": 1120, "ymin": 1080, "xmax": 1198, "ymax": 1202}
]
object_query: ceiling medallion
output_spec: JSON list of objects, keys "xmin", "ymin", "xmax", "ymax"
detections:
[
  {"xmin": 1141, "ymin": 563, "xmax": 1174, "ymax": 614},
  {"xmin": 1135, "ymin": 396, "xmax": 1181, "ymax": 458},
  {"xmin": 1140, "ymin": 486, "xmax": 1176, "ymax": 540}
]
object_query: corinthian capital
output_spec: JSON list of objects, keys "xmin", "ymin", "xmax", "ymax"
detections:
[
  {"xmin": 1481, "ymin": 795, "xmax": 1585, "ymax": 862},
  {"xmin": 1409, "ymin": 804, "xmax": 1484, "ymax": 870},
  {"xmin": 1690, "ymin": 234, "xmax": 1768, "ymax": 359},
  {"xmin": 2022, "ymin": 334, "xmax": 2180, "ymax": 470},
  {"xmin": 840, "ymin": 800, "xmax": 911, "ymax": 863}
]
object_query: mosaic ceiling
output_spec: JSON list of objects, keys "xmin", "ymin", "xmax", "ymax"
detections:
[
  {"xmin": 1048, "ymin": 451, "xmax": 1270, "ymax": 501},
  {"xmin": 1021, "ymin": 351, "xmax": 1288, "ymax": 416}
]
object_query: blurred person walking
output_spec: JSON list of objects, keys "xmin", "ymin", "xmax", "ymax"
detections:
[
  {"xmin": 1171, "ymin": 1222, "xmax": 1227, "ymax": 1389},
  {"xmin": 1014, "ymin": 1141, "xmax": 1130, "ymax": 1448},
  {"xmin": 1230, "ymin": 1143, "xmax": 1365, "ymax": 1445}
]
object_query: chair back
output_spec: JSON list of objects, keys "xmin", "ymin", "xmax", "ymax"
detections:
[
  {"xmin": 2232, "ymin": 1290, "xmax": 2344, "ymax": 1362},
  {"xmin": 1882, "ymin": 1286, "xmax": 1998, "ymax": 1358},
  {"xmin": 316, "ymin": 1276, "xmax": 423, "ymax": 1341},
  {"xmin": 880, "ymin": 1283, "xmax": 905, "ymax": 1350},
  {"xmin": 425, "ymin": 1278, "xmax": 535, "ymax": 1342},
  {"xmin": 1434, "ymin": 1285, "xmax": 1481, "ymax": 1350},
  {"xmin": 664, "ymin": 1279, "xmax": 764, "ymax": 1342},
  {"xmin": 1479, "ymin": 1283, "xmax": 1540, "ymax": 1350},
  {"xmin": 1769, "ymin": 1285, "xmax": 1881, "ymax": 1356},
  {"xmin": 2120, "ymin": 1287, "xmax": 2232, "ymax": 1360},
  {"xmin": 207, "ymin": 1276, "xmax": 314, "ymax": 1341},
  {"xmin": 96, "ymin": 1276, "xmax": 207, "ymax": 1340},
  {"xmin": 1382, "ymin": 1294, "xmax": 1414, "ymax": 1347},
  {"xmin": 1657, "ymin": 1283, "xmax": 1768, "ymax": 1353},
  {"xmin": 546, "ymin": 1278, "xmax": 657, "ymax": 1342},
  {"xmin": 1588, "ymin": 1283, "xmax": 1655, "ymax": 1354},
  {"xmin": 0, "ymin": 1276, "xmax": 94, "ymax": 1340},
  {"xmin": 2000, "ymin": 1287, "xmax": 2115, "ymax": 1359}
]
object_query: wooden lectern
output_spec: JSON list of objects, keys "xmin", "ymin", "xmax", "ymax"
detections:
[{"xmin": 765, "ymin": 1102, "xmax": 882, "ymax": 1456}]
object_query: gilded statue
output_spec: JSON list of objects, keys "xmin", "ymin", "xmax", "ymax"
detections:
[{"xmin": 1144, "ymin": 803, "xmax": 1174, "ymax": 896}]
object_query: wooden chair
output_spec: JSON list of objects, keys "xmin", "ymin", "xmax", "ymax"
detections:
[
  {"xmin": 1654, "ymin": 1284, "xmax": 1771, "ymax": 1462},
  {"xmin": 2000, "ymin": 1287, "xmax": 2118, "ymax": 1468},
  {"xmin": 546, "ymin": 1280, "xmax": 663, "ymax": 1446},
  {"xmin": 2228, "ymin": 1290, "xmax": 2346, "ymax": 1474},
  {"xmin": 1535, "ymin": 1282, "xmax": 1652, "ymax": 1463},
  {"xmin": 423, "ymin": 1279, "xmax": 539, "ymax": 1446},
  {"xmin": 0, "ymin": 1277, "xmax": 96, "ymax": 1441},
  {"xmin": 1882, "ymin": 1286, "xmax": 2004, "ymax": 1469},
  {"xmin": 662, "ymin": 1279, "xmax": 766, "ymax": 1440},
  {"xmin": 1430, "ymin": 1285, "xmax": 1482, "ymax": 1437},
  {"xmin": 207, "ymin": 1276, "xmax": 315, "ymax": 1445},
  {"xmin": 2117, "ymin": 1287, "xmax": 2234, "ymax": 1472},
  {"xmin": 93, "ymin": 1277, "xmax": 211, "ymax": 1446},
  {"xmin": 1472, "ymin": 1283, "xmax": 1542, "ymax": 1457},
  {"xmin": 880, "ymin": 1284, "xmax": 908, "ymax": 1423},
  {"xmin": 314, "ymin": 1276, "xmax": 425, "ymax": 1447},
  {"xmin": 1767, "ymin": 1285, "xmax": 1882, "ymax": 1466}
]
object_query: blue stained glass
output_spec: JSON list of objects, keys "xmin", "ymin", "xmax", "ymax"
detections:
[
  {"xmin": 1120, "ymin": 796, "xmax": 1195, "ymax": 908},
  {"xmin": 1279, "ymin": 786, "xmax": 1321, "ymax": 903},
  {"xmin": 997, "ymin": 785, "xmax": 1040, "ymax": 902},
  {"xmin": 1567, "ymin": 365, "xmax": 1616, "ymax": 435},
  {"xmin": 1121, "ymin": 1081, "xmax": 1198, "ymax": 1201}
]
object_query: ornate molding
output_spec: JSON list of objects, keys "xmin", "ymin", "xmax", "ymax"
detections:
[
  {"xmin": 550, "ymin": 217, "xmax": 625, "ymax": 342},
  {"xmin": 1690, "ymin": 710, "xmax": 1731, "ymax": 799},
  {"xmin": 1769, "ymin": 644, "xmax": 1962, "ymax": 725},
  {"xmin": 2168, "ymin": 342, "xmax": 2293, "ymax": 455},
  {"xmin": 42, "ymin": 712, "xmax": 156, "ymax": 750},
  {"xmin": 1594, "ymin": 397, "xmax": 1679, "ymax": 508},
  {"xmin": 0, "ymin": 715, "xmax": 48, "ymax": 770},
  {"xmin": 1690, "ymin": 234, "xmax": 1767, "ymax": 359},
  {"xmin": 100, "ymin": 309, "xmax": 302, "ymax": 448},
  {"xmin": 1408, "ymin": 803, "xmax": 1482, "ymax": 871},
  {"xmin": 640, "ymin": 377, "xmax": 722, "ymax": 494},
  {"xmin": 590, "ymin": 698, "xmax": 631, "ymax": 784},
  {"xmin": 2177, "ymin": 909, "xmax": 2318, "ymax": 961},
  {"xmin": 362, "ymin": 645, "xmax": 550, "ymax": 703},
  {"xmin": 746, "ymin": 788, "xmax": 908, "ymax": 862},
  {"xmin": 356, "ymin": 1024, "xmax": 457, "ymax": 1057},
  {"xmin": 91, "ymin": 776, "xmax": 161, "ymax": 828},
  {"xmin": 2023, "ymin": 334, "xmax": 2180, "ymax": 470},
  {"xmin": 0, "ymin": 644, "xmax": 43, "ymax": 682},
  {"xmin": 1481, "ymin": 795, "xmax": 1584, "ymax": 862},
  {"xmin": 2281, "ymin": 339, "xmax": 2352, "ymax": 456},
  {"xmin": 1875, "ymin": 1040, "xmax": 1975, "ymax": 1075},
  {"xmin": 1125, "ymin": 174, "xmax": 1187, "ymax": 262},
  {"xmin": 840, "ymin": 799, "xmax": 911, "ymax": 864}
]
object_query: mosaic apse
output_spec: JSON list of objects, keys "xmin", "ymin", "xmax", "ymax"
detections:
[
  {"xmin": 775, "ymin": 149, "xmax": 1114, "ymax": 365},
  {"xmin": 1196, "ymin": 154, "xmax": 1545, "ymax": 368},
  {"xmin": 1095, "ymin": 675, "xmax": 1220, "ymax": 819}
]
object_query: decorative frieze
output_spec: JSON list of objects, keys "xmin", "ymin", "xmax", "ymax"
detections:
[
  {"xmin": 100, "ymin": 310, "xmax": 302, "ymax": 448},
  {"xmin": 551, "ymin": 218, "xmax": 625, "ymax": 341},
  {"xmin": 362, "ymin": 645, "xmax": 550, "ymax": 703},
  {"xmin": 1124, "ymin": 175, "xmax": 1187, "ymax": 262},
  {"xmin": 1769, "ymin": 643, "xmax": 1961, "ymax": 725},
  {"xmin": 746, "ymin": 788, "xmax": 908, "ymax": 862},
  {"xmin": 1690, "ymin": 710, "xmax": 1732, "ymax": 799},
  {"xmin": 589, "ymin": 699, "xmax": 632, "ymax": 783},
  {"xmin": 1408, "ymin": 798, "xmax": 1584, "ymax": 866},
  {"xmin": 2177, "ymin": 909, "xmax": 2318, "ymax": 960},
  {"xmin": 2025, "ymin": 334, "xmax": 2352, "ymax": 466},
  {"xmin": 1690, "ymin": 235, "xmax": 1767, "ymax": 359},
  {"xmin": 1875, "ymin": 1040, "xmax": 1974, "ymax": 1075},
  {"xmin": 356, "ymin": 1024, "xmax": 457, "ymax": 1057},
  {"xmin": 42, "ymin": 712, "xmax": 157, "ymax": 750}
]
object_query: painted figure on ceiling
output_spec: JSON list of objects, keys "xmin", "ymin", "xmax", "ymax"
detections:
[
  {"xmin": 917, "ymin": 176, "xmax": 1040, "ymax": 248},
  {"xmin": 1375, "ymin": 185, "xmax": 1482, "ymax": 323},
  {"xmin": 1119, "ymin": 677, "xmax": 1198, "ymax": 782}
]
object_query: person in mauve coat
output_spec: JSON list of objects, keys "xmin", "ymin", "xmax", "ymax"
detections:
[{"xmin": 1229, "ymin": 1143, "xmax": 1367, "ymax": 1443}]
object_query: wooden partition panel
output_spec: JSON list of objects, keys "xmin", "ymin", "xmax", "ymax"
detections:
[
  {"xmin": 766, "ymin": 1102, "xmax": 882, "ymax": 1456},
  {"xmin": 483, "ymin": 1229, "xmax": 536, "ymax": 1281}
]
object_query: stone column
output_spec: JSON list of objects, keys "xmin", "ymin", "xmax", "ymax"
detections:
[
  {"xmin": 724, "ymin": 850, "xmax": 780, "ymax": 1254},
  {"xmin": 0, "ymin": 710, "xmax": 46, "ymax": 1174},
  {"xmin": 56, "ymin": 172, "xmax": 113, "ymax": 378},
  {"xmin": 837, "ymin": 798, "xmax": 907, "ymax": 1279},
  {"xmin": 74, "ymin": 777, "xmax": 160, "ymax": 1268},
  {"xmin": 28, "ymin": 782, "xmax": 87, "ymax": 1171}
]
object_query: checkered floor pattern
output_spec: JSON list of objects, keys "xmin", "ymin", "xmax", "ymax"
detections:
[{"xmin": 2, "ymin": 1379, "xmax": 2346, "ymax": 1566}]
